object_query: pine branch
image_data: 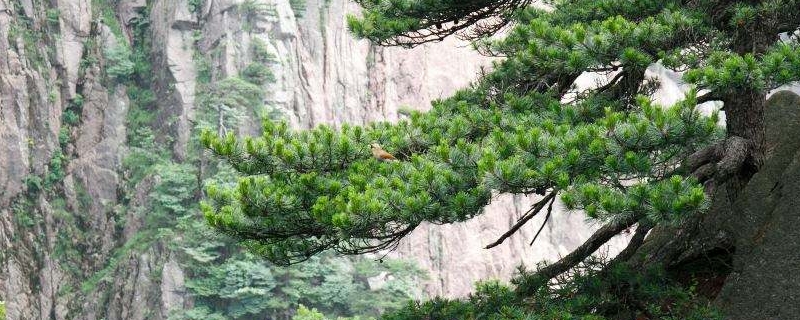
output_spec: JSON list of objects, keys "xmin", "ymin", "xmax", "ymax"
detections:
[
  {"xmin": 696, "ymin": 92, "xmax": 725, "ymax": 105},
  {"xmin": 352, "ymin": 0, "xmax": 532, "ymax": 47},
  {"xmin": 610, "ymin": 221, "xmax": 653, "ymax": 265},
  {"xmin": 516, "ymin": 212, "xmax": 644, "ymax": 296}
]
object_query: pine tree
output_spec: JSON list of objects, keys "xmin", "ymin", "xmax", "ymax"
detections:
[{"xmin": 202, "ymin": 0, "xmax": 800, "ymax": 318}]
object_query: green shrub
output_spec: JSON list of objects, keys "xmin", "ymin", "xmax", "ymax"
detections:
[
  {"xmin": 24, "ymin": 175, "xmax": 43, "ymax": 194},
  {"xmin": 241, "ymin": 62, "xmax": 275, "ymax": 85},
  {"xmin": 289, "ymin": 0, "xmax": 307, "ymax": 17},
  {"xmin": 48, "ymin": 90, "xmax": 58, "ymax": 103},
  {"xmin": 151, "ymin": 163, "xmax": 197, "ymax": 216},
  {"xmin": 71, "ymin": 93, "xmax": 84, "ymax": 109},
  {"xmin": 239, "ymin": 0, "xmax": 275, "ymax": 31},
  {"xmin": 58, "ymin": 127, "xmax": 70, "ymax": 147},
  {"xmin": 105, "ymin": 44, "xmax": 135, "ymax": 81},
  {"xmin": 196, "ymin": 77, "xmax": 264, "ymax": 130},
  {"xmin": 179, "ymin": 249, "xmax": 423, "ymax": 319},
  {"xmin": 188, "ymin": 0, "xmax": 204, "ymax": 13},
  {"xmin": 46, "ymin": 9, "xmax": 60, "ymax": 24},
  {"xmin": 292, "ymin": 306, "xmax": 325, "ymax": 320},
  {"xmin": 45, "ymin": 151, "xmax": 66, "ymax": 187},
  {"xmin": 250, "ymin": 38, "xmax": 275, "ymax": 64},
  {"xmin": 62, "ymin": 109, "xmax": 80, "ymax": 126}
]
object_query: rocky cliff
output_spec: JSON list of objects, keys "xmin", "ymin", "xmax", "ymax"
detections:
[{"xmin": 0, "ymin": 0, "xmax": 629, "ymax": 318}]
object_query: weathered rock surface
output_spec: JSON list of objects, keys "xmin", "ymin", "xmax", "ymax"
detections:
[
  {"xmin": 715, "ymin": 91, "xmax": 800, "ymax": 319},
  {"xmin": 0, "ymin": 0, "xmax": 179, "ymax": 318}
]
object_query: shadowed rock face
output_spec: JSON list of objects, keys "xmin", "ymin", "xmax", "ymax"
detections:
[{"xmin": 715, "ymin": 91, "xmax": 800, "ymax": 319}]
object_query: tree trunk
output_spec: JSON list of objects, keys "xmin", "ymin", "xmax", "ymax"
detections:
[{"xmin": 724, "ymin": 88, "xmax": 766, "ymax": 171}]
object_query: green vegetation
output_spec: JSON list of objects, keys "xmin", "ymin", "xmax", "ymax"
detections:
[
  {"xmin": 6, "ymin": 1, "xmax": 427, "ymax": 319},
  {"xmin": 195, "ymin": 76, "xmax": 263, "ymax": 133},
  {"xmin": 242, "ymin": 62, "xmax": 276, "ymax": 85},
  {"xmin": 44, "ymin": 151, "xmax": 66, "ymax": 188},
  {"xmin": 174, "ymin": 233, "xmax": 424, "ymax": 319},
  {"xmin": 125, "ymin": 5, "xmax": 422, "ymax": 319},
  {"xmin": 385, "ymin": 262, "xmax": 720, "ymax": 320},
  {"xmin": 250, "ymin": 38, "xmax": 276, "ymax": 64},
  {"xmin": 105, "ymin": 44, "xmax": 135, "ymax": 81},
  {"xmin": 203, "ymin": 0, "xmax": 800, "ymax": 318},
  {"xmin": 242, "ymin": 38, "xmax": 277, "ymax": 86},
  {"xmin": 46, "ymin": 8, "xmax": 61, "ymax": 25},
  {"xmin": 91, "ymin": 0, "xmax": 124, "ymax": 38},
  {"xmin": 6, "ymin": 6, "xmax": 47, "ymax": 70},
  {"xmin": 194, "ymin": 40, "xmax": 282, "ymax": 132},
  {"xmin": 289, "ymin": 0, "xmax": 307, "ymax": 18},
  {"xmin": 239, "ymin": 0, "xmax": 275, "ymax": 32},
  {"xmin": 188, "ymin": 0, "xmax": 204, "ymax": 14}
]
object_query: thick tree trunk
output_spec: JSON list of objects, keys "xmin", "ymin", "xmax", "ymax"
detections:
[{"xmin": 724, "ymin": 88, "xmax": 766, "ymax": 170}]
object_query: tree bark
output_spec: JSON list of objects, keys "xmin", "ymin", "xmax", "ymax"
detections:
[{"xmin": 723, "ymin": 88, "xmax": 766, "ymax": 171}]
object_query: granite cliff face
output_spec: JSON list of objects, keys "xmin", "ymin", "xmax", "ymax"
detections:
[{"xmin": 0, "ymin": 0, "xmax": 630, "ymax": 318}]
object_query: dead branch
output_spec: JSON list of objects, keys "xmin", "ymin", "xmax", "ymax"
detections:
[
  {"xmin": 530, "ymin": 195, "xmax": 557, "ymax": 246},
  {"xmin": 484, "ymin": 191, "xmax": 558, "ymax": 249}
]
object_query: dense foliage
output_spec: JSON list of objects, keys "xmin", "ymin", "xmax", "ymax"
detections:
[
  {"xmin": 172, "ymin": 216, "xmax": 425, "ymax": 320},
  {"xmin": 202, "ymin": 0, "xmax": 799, "ymax": 318}
]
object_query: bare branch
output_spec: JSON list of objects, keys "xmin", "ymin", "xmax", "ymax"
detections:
[
  {"xmin": 529, "ymin": 195, "xmax": 557, "ymax": 246},
  {"xmin": 484, "ymin": 192, "xmax": 558, "ymax": 249},
  {"xmin": 594, "ymin": 70, "xmax": 626, "ymax": 94}
]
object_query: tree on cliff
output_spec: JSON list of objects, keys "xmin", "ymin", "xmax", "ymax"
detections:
[{"xmin": 202, "ymin": 0, "xmax": 800, "ymax": 318}]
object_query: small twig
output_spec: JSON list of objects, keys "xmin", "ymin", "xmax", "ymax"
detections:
[
  {"xmin": 484, "ymin": 191, "xmax": 558, "ymax": 249},
  {"xmin": 530, "ymin": 195, "xmax": 557, "ymax": 246}
]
